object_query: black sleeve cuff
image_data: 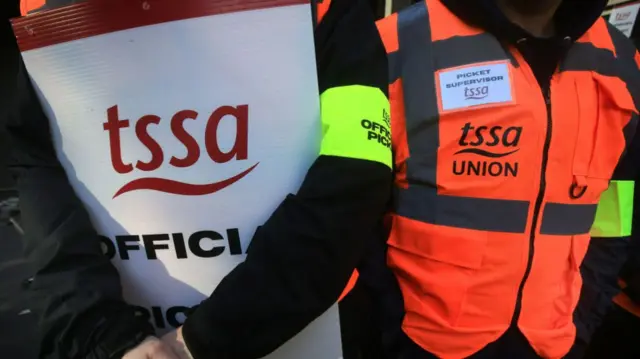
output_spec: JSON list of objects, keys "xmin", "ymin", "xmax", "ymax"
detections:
[
  {"xmin": 182, "ymin": 315, "xmax": 228, "ymax": 359},
  {"xmin": 81, "ymin": 302, "xmax": 155, "ymax": 359}
]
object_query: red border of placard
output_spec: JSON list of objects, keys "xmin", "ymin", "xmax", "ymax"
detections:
[{"xmin": 12, "ymin": 0, "xmax": 309, "ymax": 52}]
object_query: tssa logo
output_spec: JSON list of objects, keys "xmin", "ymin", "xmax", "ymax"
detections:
[
  {"xmin": 456, "ymin": 122, "xmax": 522, "ymax": 157},
  {"xmin": 464, "ymin": 86, "xmax": 489, "ymax": 100},
  {"xmin": 103, "ymin": 105, "xmax": 257, "ymax": 198},
  {"xmin": 452, "ymin": 122, "xmax": 522, "ymax": 178},
  {"xmin": 616, "ymin": 12, "xmax": 631, "ymax": 21}
]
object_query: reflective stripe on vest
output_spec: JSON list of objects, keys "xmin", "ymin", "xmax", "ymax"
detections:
[
  {"xmin": 378, "ymin": 0, "xmax": 639, "ymax": 358},
  {"xmin": 591, "ymin": 180, "xmax": 635, "ymax": 237}
]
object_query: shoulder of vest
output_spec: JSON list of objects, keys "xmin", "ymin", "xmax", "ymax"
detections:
[
  {"xmin": 316, "ymin": 0, "xmax": 331, "ymax": 24},
  {"xmin": 376, "ymin": 0, "xmax": 434, "ymax": 54},
  {"xmin": 376, "ymin": 13, "xmax": 399, "ymax": 54},
  {"xmin": 605, "ymin": 21, "xmax": 640, "ymax": 98},
  {"xmin": 605, "ymin": 21, "xmax": 638, "ymax": 63}
]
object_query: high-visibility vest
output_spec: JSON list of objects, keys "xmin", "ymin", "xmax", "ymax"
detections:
[
  {"xmin": 376, "ymin": 0, "xmax": 639, "ymax": 358},
  {"xmin": 316, "ymin": 0, "xmax": 331, "ymax": 24},
  {"xmin": 20, "ymin": 0, "xmax": 45, "ymax": 15}
]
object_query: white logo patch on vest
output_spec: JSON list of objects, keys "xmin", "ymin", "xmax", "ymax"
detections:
[{"xmin": 437, "ymin": 61, "xmax": 514, "ymax": 113}]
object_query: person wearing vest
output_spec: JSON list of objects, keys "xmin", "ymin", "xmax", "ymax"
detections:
[
  {"xmin": 1, "ymin": 0, "xmax": 391, "ymax": 358},
  {"xmin": 362, "ymin": 0, "xmax": 640, "ymax": 358}
]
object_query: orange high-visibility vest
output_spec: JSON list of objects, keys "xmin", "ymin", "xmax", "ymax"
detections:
[
  {"xmin": 316, "ymin": 0, "xmax": 331, "ymax": 24},
  {"xmin": 377, "ymin": 0, "xmax": 639, "ymax": 358},
  {"xmin": 20, "ymin": 0, "xmax": 45, "ymax": 15}
]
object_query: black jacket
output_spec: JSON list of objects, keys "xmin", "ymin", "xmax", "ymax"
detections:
[{"xmin": 0, "ymin": 0, "xmax": 390, "ymax": 358}]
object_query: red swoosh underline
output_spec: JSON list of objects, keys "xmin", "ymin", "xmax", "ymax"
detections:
[{"xmin": 112, "ymin": 163, "xmax": 259, "ymax": 198}]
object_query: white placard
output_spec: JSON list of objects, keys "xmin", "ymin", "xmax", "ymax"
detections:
[
  {"xmin": 437, "ymin": 61, "xmax": 513, "ymax": 112},
  {"xmin": 18, "ymin": 2, "xmax": 342, "ymax": 358},
  {"xmin": 609, "ymin": 3, "xmax": 640, "ymax": 37}
]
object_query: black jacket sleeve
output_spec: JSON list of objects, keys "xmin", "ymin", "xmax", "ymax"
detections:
[
  {"xmin": 181, "ymin": 0, "xmax": 392, "ymax": 358},
  {"xmin": 0, "ymin": 7, "xmax": 154, "ymax": 359},
  {"xmin": 573, "ymin": 120, "xmax": 640, "ymax": 349},
  {"xmin": 619, "ymin": 140, "xmax": 640, "ymax": 304}
]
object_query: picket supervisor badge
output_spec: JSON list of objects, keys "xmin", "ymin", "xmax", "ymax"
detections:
[
  {"xmin": 437, "ymin": 60, "xmax": 514, "ymax": 113},
  {"xmin": 11, "ymin": 0, "xmax": 343, "ymax": 358}
]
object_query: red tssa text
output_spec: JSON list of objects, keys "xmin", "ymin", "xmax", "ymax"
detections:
[{"xmin": 103, "ymin": 105, "xmax": 249, "ymax": 174}]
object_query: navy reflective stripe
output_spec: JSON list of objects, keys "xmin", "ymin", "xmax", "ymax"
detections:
[
  {"xmin": 539, "ymin": 203, "xmax": 598, "ymax": 235},
  {"xmin": 397, "ymin": 2, "xmax": 515, "ymax": 186},
  {"xmin": 561, "ymin": 42, "xmax": 612, "ymax": 73},
  {"xmin": 393, "ymin": 2, "xmax": 528, "ymax": 233},
  {"xmin": 397, "ymin": 1, "xmax": 438, "ymax": 186},
  {"xmin": 395, "ymin": 187, "xmax": 530, "ymax": 233},
  {"xmin": 561, "ymin": 41, "xmax": 640, "ymax": 109},
  {"xmin": 608, "ymin": 24, "xmax": 640, "ymax": 149},
  {"xmin": 560, "ymin": 22, "xmax": 640, "ymax": 150},
  {"xmin": 389, "ymin": 28, "xmax": 515, "ymax": 85},
  {"xmin": 561, "ymin": 33, "xmax": 639, "ymax": 149},
  {"xmin": 431, "ymin": 33, "xmax": 516, "ymax": 72},
  {"xmin": 607, "ymin": 22, "xmax": 640, "ymax": 105},
  {"xmin": 389, "ymin": 51, "xmax": 401, "ymax": 83}
]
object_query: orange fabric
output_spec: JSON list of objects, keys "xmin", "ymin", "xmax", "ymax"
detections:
[
  {"xmin": 614, "ymin": 280, "xmax": 640, "ymax": 318},
  {"xmin": 376, "ymin": 1, "xmax": 633, "ymax": 358},
  {"xmin": 576, "ymin": 16, "xmax": 616, "ymax": 57},
  {"xmin": 378, "ymin": 12, "xmax": 399, "ymax": 52},
  {"xmin": 614, "ymin": 293, "xmax": 640, "ymax": 318},
  {"xmin": 390, "ymin": 79, "xmax": 409, "ymax": 188},
  {"xmin": 316, "ymin": 0, "xmax": 331, "ymax": 24},
  {"xmin": 338, "ymin": 270, "xmax": 359, "ymax": 302},
  {"xmin": 20, "ymin": 0, "xmax": 45, "ymax": 16}
]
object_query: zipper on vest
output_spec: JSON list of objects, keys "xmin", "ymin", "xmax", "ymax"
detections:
[{"xmin": 511, "ymin": 81, "xmax": 553, "ymax": 326}]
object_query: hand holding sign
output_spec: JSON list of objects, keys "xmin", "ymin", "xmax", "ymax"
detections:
[
  {"xmin": 123, "ymin": 337, "xmax": 180, "ymax": 359},
  {"xmin": 161, "ymin": 327, "xmax": 194, "ymax": 359},
  {"xmin": 12, "ymin": 0, "xmax": 341, "ymax": 358}
]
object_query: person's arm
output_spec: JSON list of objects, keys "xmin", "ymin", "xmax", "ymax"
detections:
[
  {"xmin": 0, "ymin": 10, "xmax": 157, "ymax": 359},
  {"xmin": 180, "ymin": 0, "xmax": 392, "ymax": 358},
  {"xmin": 573, "ymin": 123, "xmax": 640, "ymax": 352},
  {"xmin": 617, "ymin": 155, "xmax": 640, "ymax": 305}
]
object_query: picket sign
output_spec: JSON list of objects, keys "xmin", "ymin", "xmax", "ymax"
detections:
[
  {"xmin": 12, "ymin": 1, "xmax": 342, "ymax": 358},
  {"xmin": 609, "ymin": 2, "xmax": 640, "ymax": 37}
]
